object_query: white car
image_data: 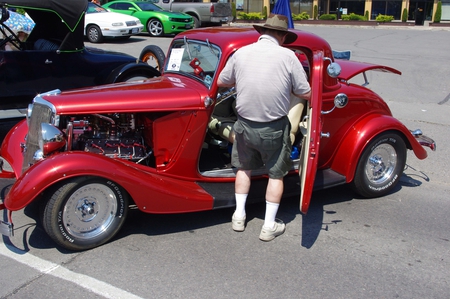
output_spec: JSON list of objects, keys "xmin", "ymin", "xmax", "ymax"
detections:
[{"xmin": 85, "ymin": 2, "xmax": 143, "ymax": 43}]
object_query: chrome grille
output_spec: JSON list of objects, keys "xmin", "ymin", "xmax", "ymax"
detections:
[
  {"xmin": 22, "ymin": 98, "xmax": 55, "ymax": 174},
  {"xmin": 125, "ymin": 21, "xmax": 137, "ymax": 26}
]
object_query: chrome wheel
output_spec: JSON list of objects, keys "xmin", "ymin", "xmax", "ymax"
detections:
[
  {"xmin": 364, "ymin": 143, "xmax": 397, "ymax": 186},
  {"xmin": 43, "ymin": 177, "xmax": 128, "ymax": 251},
  {"xmin": 148, "ymin": 19, "xmax": 163, "ymax": 37},
  {"xmin": 63, "ymin": 183, "xmax": 117, "ymax": 239},
  {"xmin": 352, "ymin": 132, "xmax": 406, "ymax": 198}
]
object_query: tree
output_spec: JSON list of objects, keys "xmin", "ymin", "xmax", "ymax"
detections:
[
  {"xmin": 434, "ymin": 1, "xmax": 442, "ymax": 23},
  {"xmin": 401, "ymin": 8, "xmax": 408, "ymax": 22}
]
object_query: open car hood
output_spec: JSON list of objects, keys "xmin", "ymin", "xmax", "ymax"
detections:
[{"xmin": 337, "ymin": 60, "xmax": 401, "ymax": 81}]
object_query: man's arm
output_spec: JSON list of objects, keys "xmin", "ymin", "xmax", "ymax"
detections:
[
  {"xmin": 294, "ymin": 90, "xmax": 311, "ymax": 101},
  {"xmin": 217, "ymin": 78, "xmax": 235, "ymax": 88}
]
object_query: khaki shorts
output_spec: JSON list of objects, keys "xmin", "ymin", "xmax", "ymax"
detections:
[{"xmin": 231, "ymin": 116, "xmax": 292, "ymax": 179}]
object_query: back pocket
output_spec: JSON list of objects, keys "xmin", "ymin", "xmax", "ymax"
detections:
[{"xmin": 259, "ymin": 130, "xmax": 283, "ymax": 151}]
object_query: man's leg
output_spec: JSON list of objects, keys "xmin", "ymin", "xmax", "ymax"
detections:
[
  {"xmin": 259, "ymin": 177, "xmax": 286, "ymax": 241},
  {"xmin": 232, "ymin": 169, "xmax": 251, "ymax": 231},
  {"xmin": 264, "ymin": 178, "xmax": 283, "ymax": 228}
]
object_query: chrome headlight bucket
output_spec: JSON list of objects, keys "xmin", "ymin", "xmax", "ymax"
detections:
[{"xmin": 34, "ymin": 123, "xmax": 66, "ymax": 161}]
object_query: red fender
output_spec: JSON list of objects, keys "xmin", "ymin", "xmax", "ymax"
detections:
[
  {"xmin": 4, "ymin": 152, "xmax": 213, "ymax": 213},
  {"xmin": 0, "ymin": 119, "xmax": 28, "ymax": 179},
  {"xmin": 330, "ymin": 114, "xmax": 428, "ymax": 183}
]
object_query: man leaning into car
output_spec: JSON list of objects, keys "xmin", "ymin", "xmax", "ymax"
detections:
[{"xmin": 217, "ymin": 14, "xmax": 311, "ymax": 241}]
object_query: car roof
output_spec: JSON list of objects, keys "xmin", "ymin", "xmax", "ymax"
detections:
[
  {"xmin": 4, "ymin": 0, "xmax": 87, "ymax": 50},
  {"xmin": 5, "ymin": 0, "xmax": 87, "ymax": 30},
  {"xmin": 175, "ymin": 26, "xmax": 333, "ymax": 57}
]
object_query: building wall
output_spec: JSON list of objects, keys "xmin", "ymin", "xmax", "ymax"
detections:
[{"xmin": 238, "ymin": 0, "xmax": 448, "ymax": 21}]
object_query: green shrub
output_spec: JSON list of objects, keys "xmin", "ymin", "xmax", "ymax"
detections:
[
  {"xmin": 365, "ymin": 10, "xmax": 369, "ymax": 20},
  {"xmin": 401, "ymin": 8, "xmax": 408, "ymax": 22},
  {"xmin": 375, "ymin": 14, "xmax": 394, "ymax": 22},
  {"xmin": 313, "ymin": 5, "xmax": 318, "ymax": 20},
  {"xmin": 292, "ymin": 12, "xmax": 309, "ymax": 20},
  {"xmin": 434, "ymin": 1, "xmax": 442, "ymax": 23},
  {"xmin": 237, "ymin": 12, "xmax": 264, "ymax": 20},
  {"xmin": 231, "ymin": 2, "xmax": 237, "ymax": 20},
  {"xmin": 263, "ymin": 6, "xmax": 268, "ymax": 19},
  {"xmin": 341, "ymin": 13, "xmax": 366, "ymax": 21},
  {"xmin": 319, "ymin": 14, "xmax": 337, "ymax": 20}
]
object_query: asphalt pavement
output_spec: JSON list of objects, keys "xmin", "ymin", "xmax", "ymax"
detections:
[{"xmin": 1, "ymin": 25, "xmax": 449, "ymax": 299}]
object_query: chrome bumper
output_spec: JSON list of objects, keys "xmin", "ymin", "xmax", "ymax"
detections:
[{"xmin": 411, "ymin": 129, "xmax": 436, "ymax": 151}]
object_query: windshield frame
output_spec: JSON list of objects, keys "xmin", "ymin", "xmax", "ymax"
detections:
[{"xmin": 164, "ymin": 39, "xmax": 222, "ymax": 89}]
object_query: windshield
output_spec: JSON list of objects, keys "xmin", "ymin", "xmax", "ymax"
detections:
[
  {"xmin": 86, "ymin": 3, "xmax": 108, "ymax": 14},
  {"xmin": 136, "ymin": 2, "xmax": 164, "ymax": 11},
  {"xmin": 165, "ymin": 39, "xmax": 221, "ymax": 89}
]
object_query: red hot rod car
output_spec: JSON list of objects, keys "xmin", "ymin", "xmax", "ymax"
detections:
[{"xmin": 0, "ymin": 27, "xmax": 435, "ymax": 250}]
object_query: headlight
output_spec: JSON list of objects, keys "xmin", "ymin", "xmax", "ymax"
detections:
[
  {"xmin": 112, "ymin": 22, "xmax": 124, "ymax": 26},
  {"xmin": 34, "ymin": 123, "xmax": 66, "ymax": 161}
]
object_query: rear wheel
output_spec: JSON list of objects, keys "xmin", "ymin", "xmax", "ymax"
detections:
[
  {"xmin": 147, "ymin": 19, "xmax": 164, "ymax": 37},
  {"xmin": 87, "ymin": 25, "xmax": 103, "ymax": 43},
  {"xmin": 42, "ymin": 177, "xmax": 129, "ymax": 251},
  {"xmin": 139, "ymin": 45, "xmax": 166, "ymax": 71},
  {"xmin": 352, "ymin": 132, "xmax": 407, "ymax": 198},
  {"xmin": 192, "ymin": 16, "xmax": 201, "ymax": 28}
]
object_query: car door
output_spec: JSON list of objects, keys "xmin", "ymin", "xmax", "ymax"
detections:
[
  {"xmin": 0, "ymin": 50, "xmax": 54, "ymax": 109},
  {"xmin": 298, "ymin": 50, "xmax": 323, "ymax": 214}
]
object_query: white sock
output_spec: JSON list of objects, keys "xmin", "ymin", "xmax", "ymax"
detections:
[
  {"xmin": 234, "ymin": 193, "xmax": 247, "ymax": 218},
  {"xmin": 263, "ymin": 201, "xmax": 279, "ymax": 229}
]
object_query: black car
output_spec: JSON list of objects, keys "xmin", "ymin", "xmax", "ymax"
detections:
[{"xmin": 0, "ymin": 0, "xmax": 160, "ymax": 111}]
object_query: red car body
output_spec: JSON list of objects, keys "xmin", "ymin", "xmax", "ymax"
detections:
[{"xmin": 0, "ymin": 27, "xmax": 435, "ymax": 250}]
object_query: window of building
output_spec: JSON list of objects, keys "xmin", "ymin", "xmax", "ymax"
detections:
[{"xmin": 371, "ymin": 0, "xmax": 402, "ymax": 20}]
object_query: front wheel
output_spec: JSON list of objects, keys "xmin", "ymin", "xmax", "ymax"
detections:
[
  {"xmin": 352, "ymin": 132, "xmax": 407, "ymax": 198},
  {"xmin": 147, "ymin": 19, "xmax": 164, "ymax": 37},
  {"xmin": 139, "ymin": 45, "xmax": 166, "ymax": 71},
  {"xmin": 87, "ymin": 25, "xmax": 103, "ymax": 43},
  {"xmin": 42, "ymin": 177, "xmax": 129, "ymax": 251}
]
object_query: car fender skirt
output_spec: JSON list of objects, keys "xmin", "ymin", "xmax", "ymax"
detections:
[
  {"xmin": 4, "ymin": 152, "xmax": 213, "ymax": 212},
  {"xmin": 330, "ymin": 114, "xmax": 427, "ymax": 183}
]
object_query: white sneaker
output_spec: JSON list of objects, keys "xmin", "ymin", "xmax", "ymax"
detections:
[
  {"xmin": 232, "ymin": 212, "xmax": 246, "ymax": 232},
  {"xmin": 259, "ymin": 219, "xmax": 285, "ymax": 241}
]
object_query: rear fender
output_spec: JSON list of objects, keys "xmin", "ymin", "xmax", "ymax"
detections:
[
  {"xmin": 4, "ymin": 152, "xmax": 213, "ymax": 212},
  {"xmin": 106, "ymin": 62, "xmax": 161, "ymax": 83},
  {"xmin": 330, "ymin": 114, "xmax": 427, "ymax": 183}
]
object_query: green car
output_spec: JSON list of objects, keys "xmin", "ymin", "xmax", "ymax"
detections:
[{"xmin": 103, "ymin": 1, "xmax": 193, "ymax": 37}]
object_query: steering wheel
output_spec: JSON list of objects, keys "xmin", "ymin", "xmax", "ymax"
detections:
[{"xmin": 0, "ymin": 26, "xmax": 23, "ymax": 50}]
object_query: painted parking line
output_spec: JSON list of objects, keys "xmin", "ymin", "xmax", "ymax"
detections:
[{"xmin": 0, "ymin": 241, "xmax": 143, "ymax": 299}]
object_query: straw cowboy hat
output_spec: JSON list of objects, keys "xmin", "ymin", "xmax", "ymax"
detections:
[{"xmin": 253, "ymin": 14, "xmax": 297, "ymax": 44}]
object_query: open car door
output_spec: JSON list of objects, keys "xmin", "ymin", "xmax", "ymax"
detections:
[{"xmin": 298, "ymin": 50, "xmax": 324, "ymax": 214}]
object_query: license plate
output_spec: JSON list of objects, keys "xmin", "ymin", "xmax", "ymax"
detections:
[
  {"xmin": 185, "ymin": 24, "xmax": 191, "ymax": 29},
  {"xmin": 132, "ymin": 28, "xmax": 139, "ymax": 34}
]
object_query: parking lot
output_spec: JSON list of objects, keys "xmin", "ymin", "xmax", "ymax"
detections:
[{"xmin": 1, "ymin": 25, "xmax": 450, "ymax": 298}]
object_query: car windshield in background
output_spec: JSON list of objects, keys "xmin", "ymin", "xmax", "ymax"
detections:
[
  {"xmin": 136, "ymin": 2, "xmax": 164, "ymax": 11},
  {"xmin": 87, "ymin": 3, "xmax": 108, "ymax": 13},
  {"xmin": 165, "ymin": 40, "xmax": 221, "ymax": 88}
]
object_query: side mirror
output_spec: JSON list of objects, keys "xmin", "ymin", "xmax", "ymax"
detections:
[
  {"xmin": 324, "ymin": 57, "xmax": 341, "ymax": 78},
  {"xmin": 326, "ymin": 62, "xmax": 341, "ymax": 78}
]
